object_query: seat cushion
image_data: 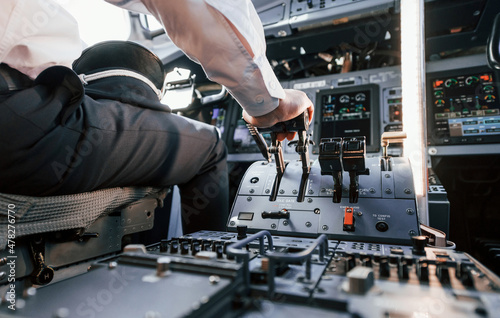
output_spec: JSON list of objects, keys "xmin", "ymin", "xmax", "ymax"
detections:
[{"xmin": 0, "ymin": 187, "xmax": 166, "ymax": 250}]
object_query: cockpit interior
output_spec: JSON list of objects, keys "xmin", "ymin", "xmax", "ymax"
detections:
[{"xmin": 1, "ymin": 1, "xmax": 500, "ymax": 317}]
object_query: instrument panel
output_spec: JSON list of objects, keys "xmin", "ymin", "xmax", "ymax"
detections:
[
  {"xmin": 428, "ymin": 68, "xmax": 500, "ymax": 146},
  {"xmin": 316, "ymin": 84, "xmax": 380, "ymax": 153},
  {"xmin": 6, "ymin": 230, "xmax": 500, "ymax": 318},
  {"xmin": 226, "ymin": 54, "xmax": 500, "ymax": 162},
  {"xmin": 3, "ymin": 1, "xmax": 500, "ymax": 316},
  {"xmin": 226, "ymin": 66, "xmax": 403, "ymax": 161}
]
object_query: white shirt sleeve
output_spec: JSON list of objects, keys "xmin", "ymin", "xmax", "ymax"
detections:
[
  {"xmin": 0, "ymin": 0, "xmax": 82, "ymax": 79},
  {"xmin": 0, "ymin": 0, "xmax": 284, "ymax": 116},
  {"xmin": 108, "ymin": 0, "xmax": 285, "ymax": 117}
]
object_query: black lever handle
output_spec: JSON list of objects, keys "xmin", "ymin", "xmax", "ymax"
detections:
[
  {"xmin": 342, "ymin": 137, "xmax": 368, "ymax": 203},
  {"xmin": 257, "ymin": 111, "xmax": 309, "ymax": 134},
  {"xmin": 319, "ymin": 138, "xmax": 344, "ymax": 203},
  {"xmin": 262, "ymin": 209, "xmax": 290, "ymax": 219}
]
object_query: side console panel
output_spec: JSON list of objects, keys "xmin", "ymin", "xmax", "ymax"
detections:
[{"xmin": 228, "ymin": 157, "xmax": 419, "ymax": 245}]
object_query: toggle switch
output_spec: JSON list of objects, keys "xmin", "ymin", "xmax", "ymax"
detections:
[
  {"xmin": 418, "ymin": 260, "xmax": 429, "ymax": 282},
  {"xmin": 180, "ymin": 241, "xmax": 189, "ymax": 255},
  {"xmin": 436, "ymin": 259, "xmax": 450, "ymax": 284},
  {"xmin": 345, "ymin": 252, "xmax": 357, "ymax": 271},
  {"xmin": 170, "ymin": 240, "xmax": 179, "ymax": 253},
  {"xmin": 379, "ymin": 258, "xmax": 390, "ymax": 278},
  {"xmin": 191, "ymin": 241, "xmax": 201, "ymax": 256},
  {"xmin": 343, "ymin": 207, "xmax": 355, "ymax": 231},
  {"xmin": 160, "ymin": 239, "xmax": 169, "ymax": 253},
  {"xmin": 398, "ymin": 262, "xmax": 410, "ymax": 280}
]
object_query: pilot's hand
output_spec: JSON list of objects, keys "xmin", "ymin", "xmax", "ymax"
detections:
[{"xmin": 242, "ymin": 89, "xmax": 314, "ymax": 141}]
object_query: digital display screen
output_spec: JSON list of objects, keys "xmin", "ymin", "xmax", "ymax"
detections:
[
  {"xmin": 320, "ymin": 90, "xmax": 372, "ymax": 139},
  {"xmin": 211, "ymin": 108, "xmax": 226, "ymax": 133},
  {"xmin": 238, "ymin": 212, "xmax": 254, "ymax": 221},
  {"xmin": 428, "ymin": 71, "xmax": 500, "ymax": 145},
  {"xmin": 314, "ymin": 84, "xmax": 380, "ymax": 153},
  {"xmin": 231, "ymin": 118, "xmax": 272, "ymax": 153}
]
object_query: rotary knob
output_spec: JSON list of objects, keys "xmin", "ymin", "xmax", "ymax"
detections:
[
  {"xmin": 32, "ymin": 265, "xmax": 55, "ymax": 285},
  {"xmin": 411, "ymin": 236, "xmax": 428, "ymax": 256}
]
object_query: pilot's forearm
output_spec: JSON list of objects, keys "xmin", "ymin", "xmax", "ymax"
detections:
[{"xmin": 107, "ymin": 0, "xmax": 285, "ymax": 117}]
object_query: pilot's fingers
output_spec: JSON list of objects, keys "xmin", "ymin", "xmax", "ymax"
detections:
[
  {"xmin": 243, "ymin": 89, "xmax": 313, "ymax": 128},
  {"xmin": 275, "ymin": 132, "xmax": 296, "ymax": 142},
  {"xmin": 306, "ymin": 104, "xmax": 314, "ymax": 124}
]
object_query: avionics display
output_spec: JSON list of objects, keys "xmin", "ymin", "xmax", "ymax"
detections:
[
  {"xmin": 428, "ymin": 71, "xmax": 500, "ymax": 145},
  {"xmin": 232, "ymin": 118, "xmax": 272, "ymax": 153},
  {"xmin": 314, "ymin": 84, "xmax": 380, "ymax": 153}
]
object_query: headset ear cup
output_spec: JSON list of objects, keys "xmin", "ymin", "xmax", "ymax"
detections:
[
  {"xmin": 72, "ymin": 40, "xmax": 165, "ymax": 90},
  {"xmin": 487, "ymin": 13, "xmax": 500, "ymax": 70}
]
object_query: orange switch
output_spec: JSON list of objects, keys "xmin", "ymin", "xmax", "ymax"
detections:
[{"xmin": 343, "ymin": 207, "xmax": 355, "ymax": 231}]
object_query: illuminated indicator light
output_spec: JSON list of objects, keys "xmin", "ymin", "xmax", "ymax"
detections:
[
  {"xmin": 480, "ymin": 74, "xmax": 492, "ymax": 82},
  {"xmin": 434, "ymin": 80, "xmax": 444, "ymax": 88}
]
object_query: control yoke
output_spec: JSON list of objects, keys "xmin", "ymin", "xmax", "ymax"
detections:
[{"xmin": 245, "ymin": 112, "xmax": 311, "ymax": 202}]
